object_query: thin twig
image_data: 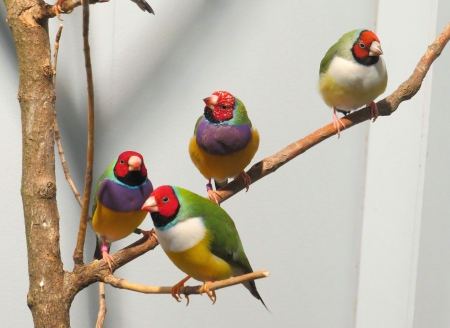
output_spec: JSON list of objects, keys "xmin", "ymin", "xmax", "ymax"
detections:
[
  {"xmin": 95, "ymin": 282, "xmax": 107, "ymax": 328},
  {"xmin": 52, "ymin": 25, "xmax": 83, "ymax": 206},
  {"xmin": 52, "ymin": 24, "xmax": 63, "ymax": 84},
  {"xmin": 214, "ymin": 22, "xmax": 450, "ymax": 204},
  {"xmin": 103, "ymin": 270, "xmax": 269, "ymax": 295},
  {"xmin": 73, "ymin": 0, "xmax": 95, "ymax": 266}
]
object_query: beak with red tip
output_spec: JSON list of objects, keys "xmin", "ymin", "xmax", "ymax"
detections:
[
  {"xmin": 369, "ymin": 41, "xmax": 383, "ymax": 56},
  {"xmin": 203, "ymin": 95, "xmax": 219, "ymax": 110},
  {"xmin": 141, "ymin": 196, "xmax": 159, "ymax": 212},
  {"xmin": 128, "ymin": 155, "xmax": 142, "ymax": 171}
]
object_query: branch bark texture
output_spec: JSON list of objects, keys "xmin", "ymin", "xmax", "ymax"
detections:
[{"xmin": 4, "ymin": 0, "xmax": 71, "ymax": 326}]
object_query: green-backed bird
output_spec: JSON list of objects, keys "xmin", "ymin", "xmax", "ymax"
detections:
[
  {"xmin": 91, "ymin": 151, "xmax": 154, "ymax": 270},
  {"xmin": 189, "ymin": 91, "xmax": 259, "ymax": 204},
  {"xmin": 318, "ymin": 29, "xmax": 388, "ymax": 137},
  {"xmin": 141, "ymin": 185, "xmax": 267, "ymax": 308}
]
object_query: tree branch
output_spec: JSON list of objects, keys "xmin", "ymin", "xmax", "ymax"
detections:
[
  {"xmin": 214, "ymin": 22, "xmax": 450, "ymax": 204},
  {"xmin": 95, "ymin": 282, "xmax": 107, "ymax": 328},
  {"xmin": 103, "ymin": 270, "xmax": 269, "ymax": 296},
  {"xmin": 52, "ymin": 25, "xmax": 84, "ymax": 207},
  {"xmin": 73, "ymin": 0, "xmax": 95, "ymax": 266}
]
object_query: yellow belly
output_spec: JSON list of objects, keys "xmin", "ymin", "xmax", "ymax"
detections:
[
  {"xmin": 188, "ymin": 130, "xmax": 260, "ymax": 182},
  {"xmin": 91, "ymin": 202, "xmax": 148, "ymax": 242},
  {"xmin": 165, "ymin": 238, "xmax": 233, "ymax": 282},
  {"xmin": 319, "ymin": 73, "xmax": 387, "ymax": 110}
]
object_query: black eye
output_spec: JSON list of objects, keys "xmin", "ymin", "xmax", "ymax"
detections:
[
  {"xmin": 120, "ymin": 160, "xmax": 125, "ymax": 164},
  {"xmin": 162, "ymin": 196, "xmax": 169, "ymax": 203},
  {"xmin": 221, "ymin": 105, "xmax": 227, "ymax": 110},
  {"xmin": 359, "ymin": 43, "xmax": 365, "ymax": 48}
]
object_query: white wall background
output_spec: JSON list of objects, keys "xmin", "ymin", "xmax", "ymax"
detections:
[{"xmin": 0, "ymin": 1, "xmax": 449, "ymax": 327}]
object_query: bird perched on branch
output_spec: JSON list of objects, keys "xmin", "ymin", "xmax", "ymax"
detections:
[
  {"xmin": 141, "ymin": 185, "xmax": 268, "ymax": 308},
  {"xmin": 189, "ymin": 91, "xmax": 259, "ymax": 204},
  {"xmin": 318, "ymin": 29, "xmax": 388, "ymax": 138},
  {"xmin": 91, "ymin": 151, "xmax": 154, "ymax": 271},
  {"xmin": 52, "ymin": 0, "xmax": 155, "ymax": 20}
]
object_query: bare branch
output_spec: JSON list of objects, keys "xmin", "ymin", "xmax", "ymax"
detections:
[
  {"xmin": 103, "ymin": 270, "xmax": 269, "ymax": 296},
  {"xmin": 214, "ymin": 22, "xmax": 450, "ymax": 204},
  {"xmin": 95, "ymin": 282, "xmax": 107, "ymax": 328},
  {"xmin": 52, "ymin": 24, "xmax": 63, "ymax": 84},
  {"xmin": 51, "ymin": 25, "xmax": 84, "ymax": 208},
  {"xmin": 73, "ymin": 0, "xmax": 95, "ymax": 266}
]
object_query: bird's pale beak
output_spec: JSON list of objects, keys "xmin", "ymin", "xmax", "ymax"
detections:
[
  {"xmin": 369, "ymin": 41, "xmax": 383, "ymax": 56},
  {"xmin": 203, "ymin": 95, "xmax": 219, "ymax": 110},
  {"xmin": 128, "ymin": 155, "xmax": 142, "ymax": 171},
  {"xmin": 141, "ymin": 196, "xmax": 159, "ymax": 212}
]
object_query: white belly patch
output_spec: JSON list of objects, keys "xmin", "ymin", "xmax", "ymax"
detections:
[{"xmin": 156, "ymin": 217, "xmax": 206, "ymax": 252}]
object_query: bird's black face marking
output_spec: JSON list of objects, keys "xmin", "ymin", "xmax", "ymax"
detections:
[
  {"xmin": 115, "ymin": 170, "xmax": 147, "ymax": 187},
  {"xmin": 351, "ymin": 48, "xmax": 380, "ymax": 66},
  {"xmin": 150, "ymin": 205, "xmax": 179, "ymax": 228},
  {"xmin": 204, "ymin": 106, "xmax": 219, "ymax": 123}
]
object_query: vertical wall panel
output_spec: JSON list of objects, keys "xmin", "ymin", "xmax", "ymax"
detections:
[{"xmin": 356, "ymin": 0, "xmax": 439, "ymax": 327}]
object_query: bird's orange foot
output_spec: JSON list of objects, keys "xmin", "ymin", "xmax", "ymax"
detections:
[
  {"xmin": 333, "ymin": 107, "xmax": 346, "ymax": 138},
  {"xmin": 171, "ymin": 276, "xmax": 191, "ymax": 305},
  {"xmin": 199, "ymin": 280, "xmax": 216, "ymax": 305},
  {"xmin": 206, "ymin": 182, "xmax": 222, "ymax": 205},
  {"xmin": 234, "ymin": 171, "xmax": 251, "ymax": 192},
  {"xmin": 52, "ymin": 0, "xmax": 74, "ymax": 20},
  {"xmin": 101, "ymin": 246, "xmax": 116, "ymax": 272},
  {"xmin": 368, "ymin": 101, "xmax": 379, "ymax": 122}
]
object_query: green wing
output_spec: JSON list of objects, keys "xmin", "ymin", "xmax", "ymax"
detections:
[
  {"xmin": 175, "ymin": 187, "xmax": 254, "ymax": 274},
  {"xmin": 193, "ymin": 115, "xmax": 203, "ymax": 135},
  {"xmin": 91, "ymin": 159, "xmax": 116, "ymax": 215},
  {"xmin": 320, "ymin": 29, "xmax": 362, "ymax": 74},
  {"xmin": 319, "ymin": 42, "xmax": 339, "ymax": 74}
]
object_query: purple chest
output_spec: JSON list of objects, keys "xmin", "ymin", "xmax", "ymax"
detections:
[
  {"xmin": 97, "ymin": 179, "xmax": 153, "ymax": 212},
  {"xmin": 196, "ymin": 118, "xmax": 252, "ymax": 155}
]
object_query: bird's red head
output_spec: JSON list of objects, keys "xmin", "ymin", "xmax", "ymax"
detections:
[
  {"xmin": 203, "ymin": 90, "xmax": 235, "ymax": 123},
  {"xmin": 141, "ymin": 186, "xmax": 180, "ymax": 227},
  {"xmin": 114, "ymin": 151, "xmax": 147, "ymax": 186},
  {"xmin": 352, "ymin": 30, "xmax": 383, "ymax": 60}
]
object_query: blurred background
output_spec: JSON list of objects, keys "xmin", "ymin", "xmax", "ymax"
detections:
[{"xmin": 1, "ymin": 0, "xmax": 449, "ymax": 327}]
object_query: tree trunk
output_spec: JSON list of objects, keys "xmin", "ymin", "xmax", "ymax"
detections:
[{"xmin": 4, "ymin": 0, "xmax": 72, "ymax": 326}]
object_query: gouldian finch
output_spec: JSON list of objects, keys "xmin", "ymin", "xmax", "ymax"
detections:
[
  {"xmin": 319, "ymin": 29, "xmax": 388, "ymax": 137},
  {"xmin": 91, "ymin": 151, "xmax": 154, "ymax": 270},
  {"xmin": 141, "ymin": 185, "xmax": 267, "ymax": 308},
  {"xmin": 52, "ymin": 0, "xmax": 154, "ymax": 20},
  {"xmin": 189, "ymin": 91, "xmax": 260, "ymax": 203}
]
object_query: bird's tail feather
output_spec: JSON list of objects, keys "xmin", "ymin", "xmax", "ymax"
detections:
[
  {"xmin": 130, "ymin": 0, "xmax": 155, "ymax": 14},
  {"xmin": 245, "ymin": 280, "xmax": 271, "ymax": 313}
]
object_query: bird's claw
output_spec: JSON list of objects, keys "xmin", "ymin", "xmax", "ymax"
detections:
[
  {"xmin": 332, "ymin": 108, "xmax": 346, "ymax": 138},
  {"xmin": 207, "ymin": 190, "xmax": 222, "ymax": 205},
  {"xmin": 199, "ymin": 280, "xmax": 216, "ymax": 305},
  {"xmin": 368, "ymin": 101, "xmax": 379, "ymax": 122},
  {"xmin": 234, "ymin": 171, "xmax": 251, "ymax": 192},
  {"xmin": 171, "ymin": 276, "xmax": 191, "ymax": 305},
  {"xmin": 52, "ymin": 0, "xmax": 75, "ymax": 20},
  {"xmin": 102, "ymin": 250, "xmax": 116, "ymax": 272}
]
